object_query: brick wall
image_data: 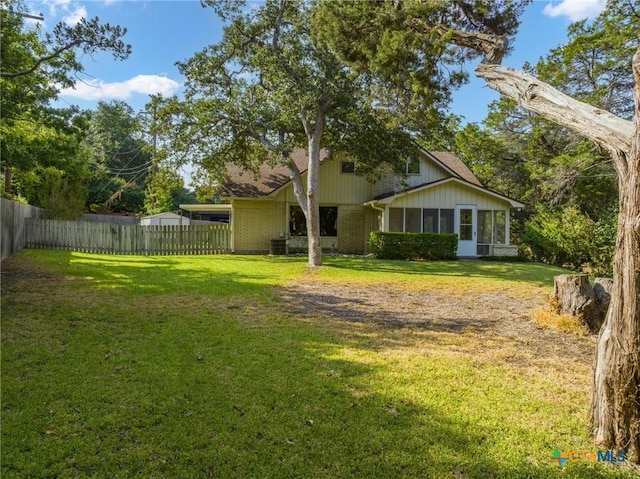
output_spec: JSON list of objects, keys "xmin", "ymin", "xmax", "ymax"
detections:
[
  {"xmin": 337, "ymin": 205, "xmax": 366, "ymax": 253},
  {"xmin": 233, "ymin": 201, "xmax": 286, "ymax": 253}
]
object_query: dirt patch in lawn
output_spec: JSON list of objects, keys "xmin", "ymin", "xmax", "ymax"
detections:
[{"xmin": 279, "ymin": 279, "xmax": 597, "ymax": 374}]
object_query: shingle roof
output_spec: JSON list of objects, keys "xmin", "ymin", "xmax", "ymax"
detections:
[
  {"xmin": 428, "ymin": 151, "xmax": 483, "ymax": 186},
  {"xmin": 221, "ymin": 148, "xmax": 482, "ymax": 198},
  {"xmin": 221, "ymin": 149, "xmax": 329, "ymax": 198}
]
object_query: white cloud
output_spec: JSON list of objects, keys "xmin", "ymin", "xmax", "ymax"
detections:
[
  {"xmin": 62, "ymin": 5, "xmax": 87, "ymax": 25},
  {"xmin": 60, "ymin": 75, "xmax": 181, "ymax": 100},
  {"xmin": 43, "ymin": 0, "xmax": 72, "ymax": 18},
  {"xmin": 542, "ymin": 0, "xmax": 606, "ymax": 22}
]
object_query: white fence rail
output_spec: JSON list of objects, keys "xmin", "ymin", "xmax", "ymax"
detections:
[{"xmin": 25, "ymin": 220, "xmax": 231, "ymax": 255}]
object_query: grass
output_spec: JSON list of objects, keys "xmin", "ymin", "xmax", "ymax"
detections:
[
  {"xmin": 531, "ymin": 305, "xmax": 591, "ymax": 336},
  {"xmin": 1, "ymin": 250, "xmax": 636, "ymax": 478}
]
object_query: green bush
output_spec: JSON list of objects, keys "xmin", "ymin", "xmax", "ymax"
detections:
[
  {"xmin": 370, "ymin": 231, "xmax": 458, "ymax": 260},
  {"xmin": 521, "ymin": 206, "xmax": 615, "ymax": 275},
  {"xmin": 22, "ymin": 166, "xmax": 87, "ymax": 220}
]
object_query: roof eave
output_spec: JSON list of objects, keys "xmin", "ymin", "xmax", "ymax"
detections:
[{"xmin": 366, "ymin": 177, "xmax": 524, "ymax": 208}]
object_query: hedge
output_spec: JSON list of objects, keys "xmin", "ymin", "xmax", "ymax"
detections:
[{"xmin": 370, "ymin": 231, "xmax": 458, "ymax": 260}]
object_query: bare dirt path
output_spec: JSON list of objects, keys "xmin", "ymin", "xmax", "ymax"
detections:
[{"xmin": 280, "ymin": 280, "xmax": 597, "ymax": 372}]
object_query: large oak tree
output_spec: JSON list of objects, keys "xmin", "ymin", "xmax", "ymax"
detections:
[
  {"xmin": 153, "ymin": 0, "xmax": 419, "ymax": 267},
  {"xmin": 315, "ymin": 0, "xmax": 639, "ymax": 462}
]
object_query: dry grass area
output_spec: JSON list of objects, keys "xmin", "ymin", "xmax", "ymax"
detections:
[
  {"xmin": 532, "ymin": 304, "xmax": 592, "ymax": 336},
  {"xmin": 280, "ymin": 278, "xmax": 598, "ymax": 385}
]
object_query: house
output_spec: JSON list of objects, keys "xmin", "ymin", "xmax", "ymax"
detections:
[{"xmin": 220, "ymin": 148, "xmax": 524, "ymax": 257}]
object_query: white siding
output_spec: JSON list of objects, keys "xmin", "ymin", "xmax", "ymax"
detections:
[
  {"xmin": 283, "ymin": 155, "xmax": 373, "ymax": 205},
  {"xmin": 373, "ymin": 154, "xmax": 451, "ymax": 198},
  {"xmin": 389, "ymin": 182, "xmax": 508, "ymax": 210}
]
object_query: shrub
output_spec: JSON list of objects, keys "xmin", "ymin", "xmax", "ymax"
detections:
[
  {"xmin": 521, "ymin": 206, "xmax": 594, "ymax": 269},
  {"xmin": 370, "ymin": 231, "xmax": 458, "ymax": 260},
  {"xmin": 521, "ymin": 206, "xmax": 616, "ymax": 275},
  {"xmin": 479, "ymin": 254, "xmax": 530, "ymax": 263},
  {"xmin": 22, "ymin": 166, "xmax": 86, "ymax": 220}
]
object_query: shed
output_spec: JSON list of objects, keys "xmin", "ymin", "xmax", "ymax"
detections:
[{"xmin": 140, "ymin": 212, "xmax": 190, "ymax": 226}]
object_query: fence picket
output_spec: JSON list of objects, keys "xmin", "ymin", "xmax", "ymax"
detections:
[{"xmin": 23, "ymin": 220, "xmax": 231, "ymax": 255}]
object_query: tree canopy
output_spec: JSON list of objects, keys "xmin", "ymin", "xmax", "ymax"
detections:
[
  {"xmin": 82, "ymin": 101, "xmax": 151, "ymax": 213},
  {"xmin": 154, "ymin": 0, "xmax": 421, "ymax": 266},
  {"xmin": 453, "ymin": 0, "xmax": 637, "ymax": 274},
  {"xmin": 0, "ymin": 0, "xmax": 130, "ymax": 210}
]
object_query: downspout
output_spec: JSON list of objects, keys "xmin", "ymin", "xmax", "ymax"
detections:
[
  {"xmin": 230, "ymin": 200, "xmax": 235, "ymax": 253},
  {"xmin": 370, "ymin": 204, "xmax": 385, "ymax": 230},
  {"xmin": 367, "ymin": 202, "xmax": 386, "ymax": 253}
]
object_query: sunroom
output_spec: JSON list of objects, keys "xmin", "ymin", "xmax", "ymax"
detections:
[{"xmin": 364, "ymin": 178, "xmax": 524, "ymax": 257}]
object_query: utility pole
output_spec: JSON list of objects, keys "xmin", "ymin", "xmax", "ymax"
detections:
[{"xmin": 20, "ymin": 12, "xmax": 44, "ymax": 21}]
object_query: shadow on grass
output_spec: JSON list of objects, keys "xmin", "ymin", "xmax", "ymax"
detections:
[
  {"xmin": 8, "ymin": 250, "xmax": 306, "ymax": 297},
  {"xmin": 322, "ymin": 256, "xmax": 570, "ymax": 288},
  {"xmin": 1, "ymin": 251, "xmax": 630, "ymax": 478}
]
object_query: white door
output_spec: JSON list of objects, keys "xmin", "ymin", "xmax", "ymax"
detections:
[{"xmin": 456, "ymin": 205, "xmax": 477, "ymax": 256}]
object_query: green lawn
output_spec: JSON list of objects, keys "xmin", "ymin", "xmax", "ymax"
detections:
[{"xmin": 1, "ymin": 250, "xmax": 635, "ymax": 478}]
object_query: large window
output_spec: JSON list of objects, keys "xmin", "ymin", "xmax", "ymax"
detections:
[
  {"xmin": 494, "ymin": 211, "xmax": 506, "ymax": 244},
  {"xmin": 389, "ymin": 207, "xmax": 454, "ymax": 233},
  {"xmin": 422, "ymin": 209, "xmax": 439, "ymax": 233},
  {"xmin": 290, "ymin": 206, "xmax": 338, "ymax": 237},
  {"xmin": 440, "ymin": 209, "xmax": 454, "ymax": 234},
  {"xmin": 478, "ymin": 210, "xmax": 493, "ymax": 244},
  {"xmin": 405, "ymin": 208, "xmax": 421, "ymax": 232},
  {"xmin": 477, "ymin": 210, "xmax": 507, "ymax": 245},
  {"xmin": 389, "ymin": 208, "xmax": 404, "ymax": 232}
]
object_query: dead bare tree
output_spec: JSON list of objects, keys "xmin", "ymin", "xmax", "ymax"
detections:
[{"xmin": 449, "ymin": 31, "xmax": 639, "ymax": 463}]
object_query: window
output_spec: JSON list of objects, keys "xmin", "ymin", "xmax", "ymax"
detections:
[
  {"xmin": 389, "ymin": 208, "xmax": 404, "ymax": 232},
  {"xmin": 289, "ymin": 206, "xmax": 338, "ymax": 236},
  {"xmin": 422, "ymin": 209, "xmax": 438, "ymax": 233},
  {"xmin": 406, "ymin": 157, "xmax": 420, "ymax": 175},
  {"xmin": 405, "ymin": 208, "xmax": 421, "ymax": 232},
  {"xmin": 477, "ymin": 210, "xmax": 507, "ymax": 245},
  {"xmin": 440, "ymin": 209, "xmax": 454, "ymax": 234},
  {"xmin": 494, "ymin": 211, "xmax": 506, "ymax": 244},
  {"xmin": 391, "ymin": 207, "xmax": 455, "ymax": 234},
  {"xmin": 386, "ymin": 207, "xmax": 503, "ymax": 239},
  {"xmin": 341, "ymin": 161, "xmax": 355, "ymax": 174},
  {"xmin": 478, "ymin": 210, "xmax": 493, "ymax": 244},
  {"xmin": 458, "ymin": 208, "xmax": 473, "ymax": 241}
]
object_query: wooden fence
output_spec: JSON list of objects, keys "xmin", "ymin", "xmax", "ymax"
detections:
[
  {"xmin": 1, "ymin": 198, "xmax": 44, "ymax": 260},
  {"xmin": 25, "ymin": 219, "xmax": 231, "ymax": 255}
]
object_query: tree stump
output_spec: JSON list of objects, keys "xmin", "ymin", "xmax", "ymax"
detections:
[
  {"xmin": 593, "ymin": 277, "xmax": 613, "ymax": 318},
  {"xmin": 553, "ymin": 274, "xmax": 602, "ymax": 332}
]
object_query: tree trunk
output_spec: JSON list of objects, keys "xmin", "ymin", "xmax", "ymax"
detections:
[
  {"xmin": 593, "ymin": 278, "xmax": 613, "ymax": 318},
  {"xmin": 4, "ymin": 166, "xmax": 12, "ymax": 195},
  {"xmin": 298, "ymin": 102, "xmax": 331, "ymax": 269},
  {"xmin": 306, "ymin": 135, "xmax": 323, "ymax": 268},
  {"xmin": 470, "ymin": 45, "xmax": 640, "ymax": 464},
  {"xmin": 590, "ymin": 143, "xmax": 640, "ymax": 463},
  {"xmin": 553, "ymin": 274, "xmax": 602, "ymax": 332}
]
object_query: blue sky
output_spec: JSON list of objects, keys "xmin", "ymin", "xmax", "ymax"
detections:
[{"xmin": 25, "ymin": 0, "xmax": 607, "ymax": 124}]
